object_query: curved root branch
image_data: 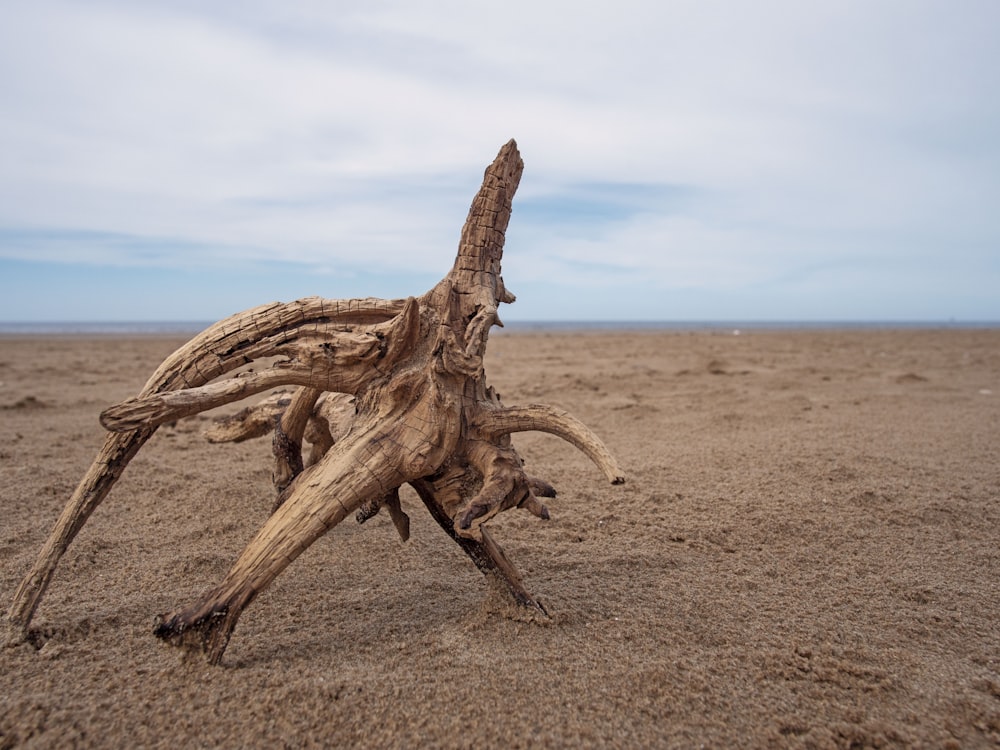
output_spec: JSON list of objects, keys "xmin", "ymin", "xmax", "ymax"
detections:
[
  {"xmin": 6, "ymin": 427, "xmax": 155, "ymax": 642},
  {"xmin": 153, "ymin": 591, "xmax": 250, "ymax": 665},
  {"xmin": 272, "ymin": 387, "xmax": 323, "ymax": 498},
  {"xmin": 355, "ymin": 488, "xmax": 410, "ymax": 542},
  {"xmin": 476, "ymin": 404, "xmax": 625, "ymax": 484},
  {"xmin": 203, "ymin": 393, "xmax": 293, "ymax": 443}
]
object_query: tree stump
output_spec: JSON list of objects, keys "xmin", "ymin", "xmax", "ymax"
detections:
[{"xmin": 5, "ymin": 141, "xmax": 625, "ymax": 664}]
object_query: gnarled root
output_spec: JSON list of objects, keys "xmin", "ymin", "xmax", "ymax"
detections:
[
  {"xmin": 454, "ymin": 440, "xmax": 551, "ymax": 538},
  {"xmin": 8, "ymin": 141, "xmax": 624, "ymax": 663},
  {"xmin": 6, "ymin": 427, "xmax": 154, "ymax": 644},
  {"xmin": 355, "ymin": 488, "xmax": 411, "ymax": 542},
  {"xmin": 153, "ymin": 380, "xmax": 456, "ymax": 663},
  {"xmin": 154, "ymin": 588, "xmax": 252, "ymax": 665},
  {"xmin": 153, "ymin": 431, "xmax": 396, "ymax": 663},
  {"xmin": 272, "ymin": 387, "xmax": 323, "ymax": 499},
  {"xmin": 203, "ymin": 392, "xmax": 294, "ymax": 443},
  {"xmin": 6, "ymin": 298, "xmax": 413, "ymax": 646},
  {"xmin": 101, "ymin": 298, "xmax": 419, "ymax": 433},
  {"xmin": 412, "ymin": 479, "xmax": 548, "ymax": 617},
  {"xmin": 475, "ymin": 404, "xmax": 625, "ymax": 484}
]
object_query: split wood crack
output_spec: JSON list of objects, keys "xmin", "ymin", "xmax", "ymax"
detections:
[{"xmin": 5, "ymin": 141, "xmax": 625, "ymax": 664}]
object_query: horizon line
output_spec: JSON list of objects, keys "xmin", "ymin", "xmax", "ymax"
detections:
[{"xmin": 1, "ymin": 319, "xmax": 997, "ymax": 335}]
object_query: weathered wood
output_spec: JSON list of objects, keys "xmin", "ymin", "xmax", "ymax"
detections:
[{"xmin": 5, "ymin": 140, "xmax": 624, "ymax": 662}]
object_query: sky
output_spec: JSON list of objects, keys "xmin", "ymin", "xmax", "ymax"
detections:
[{"xmin": 1, "ymin": 0, "xmax": 998, "ymax": 323}]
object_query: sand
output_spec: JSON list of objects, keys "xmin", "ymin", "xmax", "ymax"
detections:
[{"xmin": 1, "ymin": 328, "xmax": 998, "ymax": 748}]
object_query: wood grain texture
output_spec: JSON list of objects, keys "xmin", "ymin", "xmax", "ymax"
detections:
[{"xmin": 5, "ymin": 141, "xmax": 624, "ymax": 663}]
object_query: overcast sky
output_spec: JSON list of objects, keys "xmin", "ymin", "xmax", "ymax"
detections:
[{"xmin": 1, "ymin": 0, "xmax": 998, "ymax": 322}]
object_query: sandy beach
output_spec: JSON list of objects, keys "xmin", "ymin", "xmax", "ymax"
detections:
[{"xmin": 1, "ymin": 328, "xmax": 998, "ymax": 748}]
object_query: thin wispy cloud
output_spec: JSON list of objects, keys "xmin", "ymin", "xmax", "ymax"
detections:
[{"xmin": 1, "ymin": 0, "xmax": 997, "ymax": 320}]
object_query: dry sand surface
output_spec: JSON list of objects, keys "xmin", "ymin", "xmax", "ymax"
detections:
[{"xmin": 1, "ymin": 328, "xmax": 998, "ymax": 748}]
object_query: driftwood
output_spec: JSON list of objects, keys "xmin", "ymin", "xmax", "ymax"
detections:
[{"xmin": 5, "ymin": 141, "xmax": 624, "ymax": 664}]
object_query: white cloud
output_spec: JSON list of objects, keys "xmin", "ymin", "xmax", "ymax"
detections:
[{"xmin": 1, "ymin": 0, "xmax": 998, "ymax": 319}]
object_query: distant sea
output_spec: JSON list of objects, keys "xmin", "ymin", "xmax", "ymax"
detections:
[{"xmin": 0, "ymin": 320, "xmax": 996, "ymax": 335}]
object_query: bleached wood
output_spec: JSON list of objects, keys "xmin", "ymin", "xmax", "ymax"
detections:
[
  {"xmin": 475, "ymin": 404, "xmax": 626, "ymax": 484},
  {"xmin": 6, "ymin": 140, "xmax": 625, "ymax": 661}
]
